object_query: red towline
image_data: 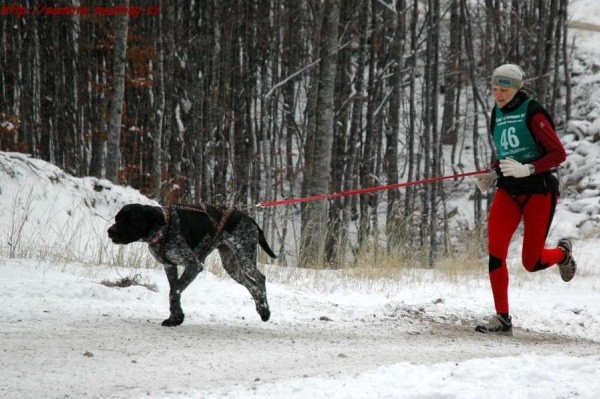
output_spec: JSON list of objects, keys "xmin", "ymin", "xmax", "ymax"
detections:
[{"xmin": 257, "ymin": 169, "xmax": 491, "ymax": 208}]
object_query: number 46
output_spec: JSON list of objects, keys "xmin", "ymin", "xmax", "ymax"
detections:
[{"xmin": 500, "ymin": 127, "xmax": 519, "ymax": 150}]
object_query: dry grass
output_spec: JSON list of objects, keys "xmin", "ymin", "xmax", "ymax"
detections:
[
  {"xmin": 100, "ymin": 273, "xmax": 159, "ymax": 292},
  {"xmin": 253, "ymin": 225, "xmax": 490, "ymax": 293},
  {"xmin": 203, "ymin": 254, "xmax": 227, "ymax": 278},
  {"xmin": 0, "ymin": 190, "xmax": 159, "ymax": 269}
]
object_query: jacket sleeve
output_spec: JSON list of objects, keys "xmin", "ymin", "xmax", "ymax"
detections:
[{"xmin": 528, "ymin": 112, "xmax": 566, "ymax": 173}]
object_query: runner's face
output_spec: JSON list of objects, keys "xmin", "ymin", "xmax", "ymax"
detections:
[{"xmin": 492, "ymin": 85, "xmax": 518, "ymax": 108}]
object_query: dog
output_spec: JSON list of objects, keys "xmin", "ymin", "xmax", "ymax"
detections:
[{"xmin": 107, "ymin": 203, "xmax": 276, "ymax": 326}]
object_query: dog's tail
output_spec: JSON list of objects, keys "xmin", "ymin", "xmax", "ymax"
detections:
[{"xmin": 257, "ymin": 227, "xmax": 277, "ymax": 259}]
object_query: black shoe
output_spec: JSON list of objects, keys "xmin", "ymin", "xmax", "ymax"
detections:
[
  {"xmin": 557, "ymin": 238, "xmax": 576, "ymax": 282},
  {"xmin": 475, "ymin": 314, "xmax": 512, "ymax": 335}
]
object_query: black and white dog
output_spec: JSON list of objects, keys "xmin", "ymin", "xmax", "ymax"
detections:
[{"xmin": 107, "ymin": 203, "xmax": 276, "ymax": 326}]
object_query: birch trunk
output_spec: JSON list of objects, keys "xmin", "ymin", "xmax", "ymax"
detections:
[{"xmin": 105, "ymin": 4, "xmax": 129, "ymax": 183}]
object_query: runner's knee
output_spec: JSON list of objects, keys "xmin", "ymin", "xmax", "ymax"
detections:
[{"xmin": 489, "ymin": 255, "xmax": 502, "ymax": 273}]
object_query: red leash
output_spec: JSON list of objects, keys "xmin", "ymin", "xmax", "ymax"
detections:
[{"xmin": 257, "ymin": 169, "xmax": 490, "ymax": 208}]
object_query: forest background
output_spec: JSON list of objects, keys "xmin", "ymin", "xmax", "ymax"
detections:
[{"xmin": 0, "ymin": 0, "xmax": 571, "ymax": 267}]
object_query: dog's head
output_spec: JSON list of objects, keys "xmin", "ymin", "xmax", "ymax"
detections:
[{"xmin": 107, "ymin": 204, "xmax": 165, "ymax": 244}]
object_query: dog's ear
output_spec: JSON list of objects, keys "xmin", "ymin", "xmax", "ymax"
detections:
[{"xmin": 144, "ymin": 206, "xmax": 166, "ymax": 228}]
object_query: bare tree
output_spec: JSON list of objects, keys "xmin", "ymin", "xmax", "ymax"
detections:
[
  {"xmin": 300, "ymin": 0, "xmax": 340, "ymax": 267},
  {"xmin": 560, "ymin": 0, "xmax": 571, "ymax": 121},
  {"xmin": 105, "ymin": 2, "xmax": 130, "ymax": 183},
  {"xmin": 151, "ymin": 0, "xmax": 166, "ymax": 197},
  {"xmin": 385, "ymin": 0, "xmax": 407, "ymax": 251},
  {"xmin": 441, "ymin": 0, "xmax": 460, "ymax": 146}
]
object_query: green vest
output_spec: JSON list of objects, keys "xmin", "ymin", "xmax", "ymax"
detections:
[{"xmin": 493, "ymin": 98, "xmax": 542, "ymax": 163}]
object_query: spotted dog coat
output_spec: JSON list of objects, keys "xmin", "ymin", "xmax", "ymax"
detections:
[{"xmin": 107, "ymin": 203, "xmax": 276, "ymax": 326}]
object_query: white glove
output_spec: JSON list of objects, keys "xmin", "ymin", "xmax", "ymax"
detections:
[
  {"xmin": 499, "ymin": 158, "xmax": 533, "ymax": 178},
  {"xmin": 474, "ymin": 170, "xmax": 498, "ymax": 192}
]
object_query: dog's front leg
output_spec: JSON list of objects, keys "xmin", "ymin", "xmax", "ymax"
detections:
[
  {"xmin": 161, "ymin": 256, "xmax": 203, "ymax": 327},
  {"xmin": 162, "ymin": 265, "xmax": 185, "ymax": 327}
]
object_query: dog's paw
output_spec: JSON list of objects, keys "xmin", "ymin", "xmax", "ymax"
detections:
[
  {"xmin": 258, "ymin": 307, "xmax": 270, "ymax": 322},
  {"xmin": 161, "ymin": 315, "xmax": 184, "ymax": 327}
]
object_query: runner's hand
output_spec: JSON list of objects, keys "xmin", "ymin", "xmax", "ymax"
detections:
[{"xmin": 499, "ymin": 158, "xmax": 533, "ymax": 178}]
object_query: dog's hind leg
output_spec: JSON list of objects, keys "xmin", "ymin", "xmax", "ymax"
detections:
[{"xmin": 218, "ymin": 243, "xmax": 270, "ymax": 322}]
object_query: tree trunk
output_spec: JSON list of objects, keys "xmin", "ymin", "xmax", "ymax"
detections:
[
  {"xmin": 385, "ymin": 0, "xmax": 406, "ymax": 251},
  {"xmin": 441, "ymin": 0, "xmax": 459, "ymax": 146},
  {"xmin": 561, "ymin": 0, "xmax": 571, "ymax": 121},
  {"xmin": 403, "ymin": 0, "xmax": 419, "ymax": 244},
  {"xmin": 105, "ymin": 3, "xmax": 129, "ymax": 183},
  {"xmin": 151, "ymin": 0, "xmax": 166, "ymax": 198},
  {"xmin": 427, "ymin": 0, "xmax": 441, "ymax": 266},
  {"xmin": 359, "ymin": 0, "xmax": 376, "ymax": 250},
  {"xmin": 300, "ymin": 0, "xmax": 340, "ymax": 267}
]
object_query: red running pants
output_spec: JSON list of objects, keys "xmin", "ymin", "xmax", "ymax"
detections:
[{"xmin": 487, "ymin": 188, "xmax": 565, "ymax": 315}]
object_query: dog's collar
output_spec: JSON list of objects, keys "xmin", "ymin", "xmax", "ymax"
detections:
[
  {"xmin": 162, "ymin": 206, "xmax": 171, "ymax": 225},
  {"xmin": 146, "ymin": 228, "xmax": 165, "ymax": 245},
  {"xmin": 146, "ymin": 207, "xmax": 170, "ymax": 246}
]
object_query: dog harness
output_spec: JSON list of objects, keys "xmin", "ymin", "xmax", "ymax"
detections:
[{"xmin": 148, "ymin": 204, "xmax": 236, "ymax": 265}]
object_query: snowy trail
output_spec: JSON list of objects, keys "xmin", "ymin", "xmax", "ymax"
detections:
[
  {"xmin": 2, "ymin": 302, "xmax": 598, "ymax": 399},
  {"xmin": 2, "ymin": 260, "xmax": 600, "ymax": 398}
]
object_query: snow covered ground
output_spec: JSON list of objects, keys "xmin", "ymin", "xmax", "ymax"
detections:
[
  {"xmin": 3, "ymin": 1, "xmax": 600, "ymax": 398},
  {"xmin": 1, "ymin": 257, "xmax": 600, "ymax": 399}
]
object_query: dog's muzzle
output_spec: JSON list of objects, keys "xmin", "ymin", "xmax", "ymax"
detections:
[{"xmin": 107, "ymin": 225, "xmax": 121, "ymax": 243}]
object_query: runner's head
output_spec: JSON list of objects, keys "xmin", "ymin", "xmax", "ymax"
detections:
[{"xmin": 492, "ymin": 64, "xmax": 523, "ymax": 108}]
